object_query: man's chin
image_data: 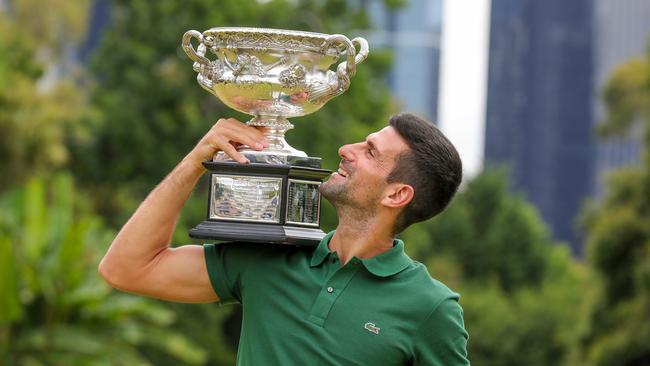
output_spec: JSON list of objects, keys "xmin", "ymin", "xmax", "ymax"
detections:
[{"xmin": 319, "ymin": 181, "xmax": 346, "ymax": 202}]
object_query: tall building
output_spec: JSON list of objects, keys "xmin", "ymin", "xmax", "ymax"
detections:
[
  {"xmin": 484, "ymin": 0, "xmax": 595, "ymax": 253},
  {"xmin": 593, "ymin": 0, "xmax": 650, "ymax": 195},
  {"xmin": 366, "ymin": 0, "xmax": 443, "ymax": 122}
]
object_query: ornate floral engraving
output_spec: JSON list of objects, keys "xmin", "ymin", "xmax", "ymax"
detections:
[
  {"xmin": 279, "ymin": 64, "xmax": 307, "ymax": 88},
  {"xmin": 232, "ymin": 54, "xmax": 266, "ymax": 76},
  {"xmin": 206, "ymin": 28, "xmax": 341, "ymax": 55},
  {"xmin": 207, "ymin": 59, "xmax": 225, "ymax": 80}
]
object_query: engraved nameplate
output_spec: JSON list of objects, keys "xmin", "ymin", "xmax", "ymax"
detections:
[
  {"xmin": 210, "ymin": 174, "xmax": 282, "ymax": 223},
  {"xmin": 286, "ymin": 179, "xmax": 321, "ymax": 227}
]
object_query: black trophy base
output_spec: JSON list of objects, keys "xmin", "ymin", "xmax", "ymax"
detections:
[
  {"xmin": 189, "ymin": 220, "xmax": 325, "ymax": 247},
  {"xmin": 189, "ymin": 160, "xmax": 331, "ymax": 247}
]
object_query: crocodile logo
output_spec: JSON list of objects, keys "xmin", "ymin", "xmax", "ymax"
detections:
[{"xmin": 364, "ymin": 322, "xmax": 380, "ymax": 335}]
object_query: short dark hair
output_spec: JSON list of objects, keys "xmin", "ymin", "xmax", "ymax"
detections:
[{"xmin": 387, "ymin": 113, "xmax": 463, "ymax": 234}]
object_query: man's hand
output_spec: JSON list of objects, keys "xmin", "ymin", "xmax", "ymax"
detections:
[
  {"xmin": 185, "ymin": 118, "xmax": 269, "ymax": 166},
  {"xmin": 98, "ymin": 117, "xmax": 266, "ymax": 303}
]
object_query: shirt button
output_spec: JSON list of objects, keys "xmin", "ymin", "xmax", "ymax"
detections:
[{"xmin": 327, "ymin": 286, "xmax": 334, "ymax": 293}]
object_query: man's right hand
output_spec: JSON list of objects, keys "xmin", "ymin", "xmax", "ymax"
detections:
[{"xmin": 185, "ymin": 117, "xmax": 269, "ymax": 167}]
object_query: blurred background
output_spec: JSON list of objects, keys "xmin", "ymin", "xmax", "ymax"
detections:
[{"xmin": 1, "ymin": 0, "xmax": 649, "ymax": 365}]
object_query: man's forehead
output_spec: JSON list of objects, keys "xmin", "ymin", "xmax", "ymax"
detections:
[
  {"xmin": 367, "ymin": 125, "xmax": 393, "ymax": 138},
  {"xmin": 367, "ymin": 126, "xmax": 408, "ymax": 151}
]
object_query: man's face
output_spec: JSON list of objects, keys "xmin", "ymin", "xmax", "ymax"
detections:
[{"xmin": 320, "ymin": 126, "xmax": 410, "ymax": 209}]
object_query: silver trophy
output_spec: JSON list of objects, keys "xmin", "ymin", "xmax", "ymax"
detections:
[{"xmin": 182, "ymin": 27, "xmax": 369, "ymax": 245}]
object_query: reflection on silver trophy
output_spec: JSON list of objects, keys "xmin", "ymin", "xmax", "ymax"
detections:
[{"xmin": 182, "ymin": 27, "xmax": 369, "ymax": 245}]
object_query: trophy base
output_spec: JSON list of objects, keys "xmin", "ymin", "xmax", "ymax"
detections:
[
  {"xmin": 189, "ymin": 220, "xmax": 326, "ymax": 246},
  {"xmin": 190, "ymin": 160, "xmax": 331, "ymax": 246}
]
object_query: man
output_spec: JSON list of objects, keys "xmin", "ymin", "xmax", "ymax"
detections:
[{"xmin": 99, "ymin": 113, "xmax": 469, "ymax": 365}]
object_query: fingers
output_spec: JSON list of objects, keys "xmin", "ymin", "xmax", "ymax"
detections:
[
  {"xmin": 190, "ymin": 118, "xmax": 270, "ymax": 164},
  {"xmin": 217, "ymin": 137, "xmax": 249, "ymax": 164},
  {"xmin": 214, "ymin": 118, "xmax": 268, "ymax": 150}
]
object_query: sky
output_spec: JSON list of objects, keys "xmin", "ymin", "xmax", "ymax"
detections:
[{"xmin": 438, "ymin": 0, "xmax": 492, "ymax": 179}]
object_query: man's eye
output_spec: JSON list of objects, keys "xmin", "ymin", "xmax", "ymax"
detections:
[{"xmin": 367, "ymin": 148, "xmax": 374, "ymax": 157}]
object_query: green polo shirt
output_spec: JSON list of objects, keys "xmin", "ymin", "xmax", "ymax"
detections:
[{"xmin": 203, "ymin": 231, "xmax": 469, "ymax": 365}]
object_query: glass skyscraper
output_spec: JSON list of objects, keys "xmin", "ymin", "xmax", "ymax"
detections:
[
  {"xmin": 366, "ymin": 0, "xmax": 443, "ymax": 122},
  {"xmin": 485, "ymin": 0, "xmax": 650, "ymax": 254},
  {"xmin": 484, "ymin": 0, "xmax": 594, "ymax": 253}
]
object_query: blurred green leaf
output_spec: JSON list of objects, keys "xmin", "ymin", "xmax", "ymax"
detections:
[{"xmin": 0, "ymin": 174, "xmax": 207, "ymax": 365}]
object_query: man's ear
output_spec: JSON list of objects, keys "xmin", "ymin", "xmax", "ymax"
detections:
[{"xmin": 381, "ymin": 183, "xmax": 414, "ymax": 208}]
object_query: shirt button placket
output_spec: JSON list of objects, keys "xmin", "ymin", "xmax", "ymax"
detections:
[{"xmin": 308, "ymin": 265, "xmax": 359, "ymax": 327}]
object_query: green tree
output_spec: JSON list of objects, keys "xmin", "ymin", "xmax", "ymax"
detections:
[
  {"xmin": 0, "ymin": 13, "xmax": 85, "ymax": 190},
  {"xmin": 579, "ymin": 51, "xmax": 650, "ymax": 366},
  {"xmin": 0, "ymin": 175, "xmax": 206, "ymax": 365},
  {"xmin": 404, "ymin": 168, "xmax": 552, "ymax": 292},
  {"xmin": 9, "ymin": 0, "xmax": 91, "ymax": 57}
]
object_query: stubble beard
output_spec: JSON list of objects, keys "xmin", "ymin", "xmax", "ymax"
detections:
[
  {"xmin": 320, "ymin": 178, "xmax": 380, "ymax": 225},
  {"xmin": 319, "ymin": 179, "xmax": 352, "ymax": 207}
]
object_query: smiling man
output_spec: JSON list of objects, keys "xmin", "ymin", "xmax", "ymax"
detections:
[{"xmin": 99, "ymin": 112, "xmax": 468, "ymax": 365}]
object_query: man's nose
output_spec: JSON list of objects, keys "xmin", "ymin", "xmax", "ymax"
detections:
[{"xmin": 338, "ymin": 144, "xmax": 354, "ymax": 161}]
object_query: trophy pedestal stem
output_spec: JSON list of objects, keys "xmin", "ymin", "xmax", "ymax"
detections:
[
  {"xmin": 261, "ymin": 125, "xmax": 307, "ymax": 158},
  {"xmin": 248, "ymin": 115, "xmax": 306, "ymax": 157}
]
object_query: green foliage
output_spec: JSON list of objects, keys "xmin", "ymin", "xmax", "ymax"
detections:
[
  {"xmin": 0, "ymin": 15, "xmax": 85, "ymax": 190},
  {"xmin": 0, "ymin": 175, "xmax": 207, "ymax": 365},
  {"xmin": 141, "ymin": 303, "xmax": 237, "ymax": 366},
  {"xmin": 459, "ymin": 243, "xmax": 592, "ymax": 366},
  {"xmin": 10, "ymin": 0, "xmax": 91, "ymax": 54},
  {"xmin": 599, "ymin": 58, "xmax": 650, "ymax": 141},
  {"xmin": 405, "ymin": 168, "xmax": 552, "ymax": 292},
  {"xmin": 579, "ymin": 48, "xmax": 650, "ymax": 365}
]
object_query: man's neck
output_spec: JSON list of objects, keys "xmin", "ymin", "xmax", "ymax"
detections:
[{"xmin": 329, "ymin": 220, "xmax": 395, "ymax": 265}]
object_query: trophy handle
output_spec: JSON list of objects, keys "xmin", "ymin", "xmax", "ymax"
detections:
[
  {"xmin": 310, "ymin": 35, "xmax": 369, "ymax": 102},
  {"xmin": 350, "ymin": 37, "xmax": 370, "ymax": 70},
  {"xmin": 182, "ymin": 30, "xmax": 210, "ymax": 65},
  {"xmin": 182, "ymin": 30, "xmax": 214, "ymax": 92},
  {"xmin": 322, "ymin": 35, "xmax": 369, "ymax": 77}
]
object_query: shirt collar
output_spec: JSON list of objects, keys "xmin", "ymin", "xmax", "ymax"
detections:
[
  {"xmin": 310, "ymin": 231, "xmax": 335, "ymax": 268},
  {"xmin": 310, "ymin": 230, "xmax": 412, "ymax": 277}
]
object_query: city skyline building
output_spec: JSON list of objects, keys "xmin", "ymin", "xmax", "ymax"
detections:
[
  {"xmin": 366, "ymin": 0, "xmax": 443, "ymax": 122},
  {"xmin": 484, "ymin": 0, "xmax": 594, "ymax": 254}
]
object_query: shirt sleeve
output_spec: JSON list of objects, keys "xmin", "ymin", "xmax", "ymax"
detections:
[
  {"xmin": 203, "ymin": 242, "xmax": 257, "ymax": 305},
  {"xmin": 413, "ymin": 297, "xmax": 470, "ymax": 366}
]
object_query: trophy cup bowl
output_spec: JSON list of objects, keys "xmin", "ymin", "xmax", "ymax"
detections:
[
  {"xmin": 182, "ymin": 27, "xmax": 369, "ymax": 245},
  {"xmin": 182, "ymin": 27, "xmax": 369, "ymax": 162}
]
